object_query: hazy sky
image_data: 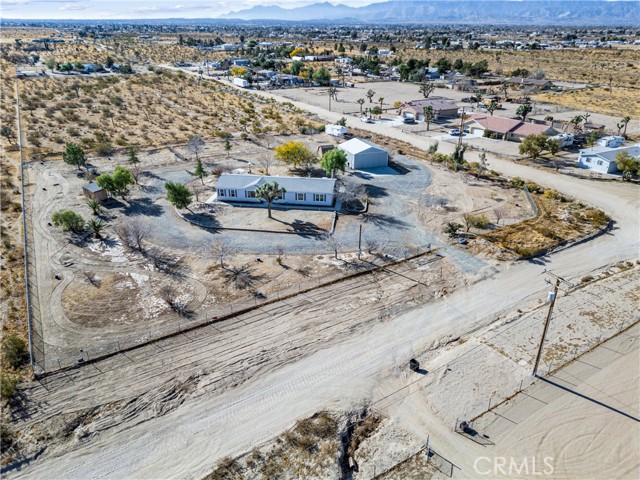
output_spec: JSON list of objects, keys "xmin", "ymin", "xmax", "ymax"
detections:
[{"xmin": 0, "ymin": 0, "xmax": 388, "ymax": 19}]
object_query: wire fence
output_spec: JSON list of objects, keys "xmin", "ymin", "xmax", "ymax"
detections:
[
  {"xmin": 15, "ymin": 79, "xmax": 46, "ymax": 376},
  {"xmin": 43, "ymin": 246, "xmax": 435, "ymax": 372},
  {"xmin": 22, "ymin": 167, "xmax": 46, "ymax": 375},
  {"xmin": 470, "ymin": 314, "xmax": 640, "ymax": 423},
  {"xmin": 522, "ymin": 185, "xmax": 539, "ymax": 216}
]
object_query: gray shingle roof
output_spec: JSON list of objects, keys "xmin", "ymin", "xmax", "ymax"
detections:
[{"xmin": 217, "ymin": 174, "xmax": 336, "ymax": 195}]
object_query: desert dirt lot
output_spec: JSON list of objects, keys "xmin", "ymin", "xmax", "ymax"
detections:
[{"xmin": 270, "ymin": 80, "xmax": 640, "ymax": 136}]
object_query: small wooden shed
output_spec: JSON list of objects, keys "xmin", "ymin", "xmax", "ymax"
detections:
[{"xmin": 82, "ymin": 182, "xmax": 108, "ymax": 202}]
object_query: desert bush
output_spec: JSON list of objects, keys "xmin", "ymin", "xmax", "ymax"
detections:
[
  {"xmin": 543, "ymin": 189, "xmax": 561, "ymax": 199},
  {"xmin": 94, "ymin": 142, "xmax": 115, "ymax": 157},
  {"xmin": 525, "ymin": 182, "xmax": 541, "ymax": 193},
  {"xmin": 465, "ymin": 214, "xmax": 490, "ymax": 229},
  {"xmin": 512, "ymin": 245, "xmax": 536, "ymax": 257},
  {"xmin": 584, "ymin": 209, "xmax": 610, "ymax": 227},
  {"xmin": 1, "ymin": 334, "xmax": 29, "ymax": 368},
  {"xmin": 206, "ymin": 456, "xmax": 243, "ymax": 480},
  {"xmin": 0, "ymin": 373, "xmax": 18, "ymax": 400},
  {"xmin": 581, "ymin": 275, "xmax": 594, "ymax": 284},
  {"xmin": 510, "ymin": 177, "xmax": 525, "ymax": 187}
]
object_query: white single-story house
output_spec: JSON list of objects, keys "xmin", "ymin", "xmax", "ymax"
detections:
[
  {"xmin": 216, "ymin": 174, "xmax": 336, "ymax": 207},
  {"xmin": 578, "ymin": 144, "xmax": 640, "ymax": 174},
  {"xmin": 338, "ymin": 138, "xmax": 389, "ymax": 169}
]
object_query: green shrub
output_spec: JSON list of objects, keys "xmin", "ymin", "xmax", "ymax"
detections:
[
  {"xmin": 510, "ymin": 177, "xmax": 524, "ymax": 187},
  {"xmin": 52, "ymin": 210, "xmax": 86, "ymax": 233},
  {"xmin": 543, "ymin": 189, "xmax": 560, "ymax": 199},
  {"xmin": 2, "ymin": 334, "xmax": 29, "ymax": 368},
  {"xmin": 0, "ymin": 373, "xmax": 18, "ymax": 400},
  {"xmin": 94, "ymin": 142, "xmax": 114, "ymax": 157},
  {"xmin": 525, "ymin": 182, "xmax": 541, "ymax": 193},
  {"xmin": 468, "ymin": 214, "xmax": 490, "ymax": 229}
]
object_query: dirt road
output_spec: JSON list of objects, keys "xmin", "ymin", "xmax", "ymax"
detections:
[{"xmin": 8, "ymin": 83, "xmax": 640, "ymax": 479}]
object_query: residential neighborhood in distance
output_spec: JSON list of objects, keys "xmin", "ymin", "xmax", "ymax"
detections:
[{"xmin": 1, "ymin": 1, "xmax": 638, "ymax": 479}]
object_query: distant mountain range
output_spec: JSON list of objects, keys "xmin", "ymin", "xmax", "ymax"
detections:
[{"xmin": 220, "ymin": 1, "xmax": 639, "ymax": 25}]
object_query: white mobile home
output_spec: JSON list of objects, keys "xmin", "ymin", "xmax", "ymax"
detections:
[
  {"xmin": 338, "ymin": 138, "xmax": 388, "ymax": 169},
  {"xmin": 578, "ymin": 144, "xmax": 640, "ymax": 174},
  {"xmin": 216, "ymin": 174, "xmax": 336, "ymax": 207}
]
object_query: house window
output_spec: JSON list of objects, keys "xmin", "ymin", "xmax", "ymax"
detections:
[
  {"xmin": 585, "ymin": 158, "xmax": 591, "ymax": 163},
  {"xmin": 277, "ymin": 192, "xmax": 284, "ymax": 200},
  {"xmin": 314, "ymin": 194, "xmax": 326, "ymax": 203},
  {"xmin": 218, "ymin": 189, "xmax": 226, "ymax": 197},
  {"xmin": 597, "ymin": 160, "xmax": 603, "ymax": 166},
  {"xmin": 228, "ymin": 189, "xmax": 237, "ymax": 198},
  {"xmin": 245, "ymin": 190, "xmax": 256, "ymax": 198},
  {"xmin": 295, "ymin": 193, "xmax": 306, "ymax": 201}
]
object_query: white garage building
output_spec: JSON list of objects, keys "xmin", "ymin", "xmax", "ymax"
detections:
[{"xmin": 338, "ymin": 138, "xmax": 389, "ymax": 169}]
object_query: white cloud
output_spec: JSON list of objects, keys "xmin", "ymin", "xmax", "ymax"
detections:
[{"xmin": 59, "ymin": 3, "xmax": 89, "ymax": 10}]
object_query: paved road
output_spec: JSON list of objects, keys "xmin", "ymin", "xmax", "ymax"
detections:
[{"xmin": 9, "ymin": 80, "xmax": 639, "ymax": 479}]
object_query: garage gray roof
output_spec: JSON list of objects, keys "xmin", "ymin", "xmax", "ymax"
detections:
[
  {"xmin": 83, "ymin": 182, "xmax": 104, "ymax": 193},
  {"xmin": 338, "ymin": 138, "xmax": 387, "ymax": 155},
  {"xmin": 217, "ymin": 174, "xmax": 336, "ymax": 194}
]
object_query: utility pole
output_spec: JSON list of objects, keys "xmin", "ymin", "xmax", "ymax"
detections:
[
  {"xmin": 532, "ymin": 279, "xmax": 559, "ymax": 377},
  {"xmin": 357, "ymin": 224, "xmax": 363, "ymax": 259},
  {"xmin": 458, "ymin": 107, "xmax": 465, "ymax": 148},
  {"xmin": 532, "ymin": 270, "xmax": 573, "ymax": 377}
]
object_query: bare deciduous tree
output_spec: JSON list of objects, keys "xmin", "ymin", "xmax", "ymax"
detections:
[
  {"xmin": 213, "ymin": 239, "xmax": 238, "ymax": 268},
  {"xmin": 336, "ymin": 180, "xmax": 367, "ymax": 212},
  {"xmin": 364, "ymin": 237, "xmax": 379, "ymax": 254},
  {"xmin": 114, "ymin": 219, "xmax": 151, "ymax": 252},
  {"xmin": 493, "ymin": 206, "xmax": 508, "ymax": 225},
  {"xmin": 275, "ymin": 244, "xmax": 286, "ymax": 267},
  {"xmin": 257, "ymin": 153, "xmax": 276, "ymax": 175},
  {"xmin": 325, "ymin": 235, "xmax": 343, "ymax": 259},
  {"xmin": 187, "ymin": 135, "xmax": 205, "ymax": 161},
  {"xmin": 159, "ymin": 285, "xmax": 190, "ymax": 316}
]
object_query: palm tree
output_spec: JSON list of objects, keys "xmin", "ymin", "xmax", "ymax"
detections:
[
  {"xmin": 378, "ymin": 97, "xmax": 384, "ymax": 110},
  {"xmin": 357, "ymin": 98, "xmax": 365, "ymax": 115},
  {"xmin": 87, "ymin": 219, "xmax": 105, "ymax": 238},
  {"xmin": 87, "ymin": 199, "xmax": 102, "ymax": 215},
  {"xmin": 255, "ymin": 181, "xmax": 286, "ymax": 219}
]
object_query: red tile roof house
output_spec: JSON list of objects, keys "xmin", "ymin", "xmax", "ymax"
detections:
[
  {"xmin": 398, "ymin": 97, "xmax": 459, "ymax": 120},
  {"xmin": 463, "ymin": 114, "xmax": 557, "ymax": 142}
]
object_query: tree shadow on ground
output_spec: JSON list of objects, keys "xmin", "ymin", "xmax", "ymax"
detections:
[
  {"xmin": 362, "ymin": 212, "xmax": 410, "ymax": 229},
  {"xmin": 140, "ymin": 171, "xmax": 166, "ymax": 181},
  {"xmin": 183, "ymin": 212, "xmax": 221, "ymax": 229},
  {"xmin": 101, "ymin": 198, "xmax": 126, "ymax": 210},
  {"xmin": 223, "ymin": 263, "xmax": 265, "ymax": 290},
  {"xmin": 364, "ymin": 184, "xmax": 388, "ymax": 199},
  {"xmin": 138, "ymin": 184, "xmax": 162, "ymax": 195},
  {"xmin": 124, "ymin": 197, "xmax": 164, "ymax": 217}
]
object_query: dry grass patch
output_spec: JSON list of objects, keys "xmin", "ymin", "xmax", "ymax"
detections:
[
  {"xmin": 481, "ymin": 192, "xmax": 609, "ymax": 258},
  {"xmin": 205, "ymin": 411, "xmax": 341, "ymax": 480},
  {"xmin": 536, "ymin": 86, "xmax": 640, "ymax": 118}
]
